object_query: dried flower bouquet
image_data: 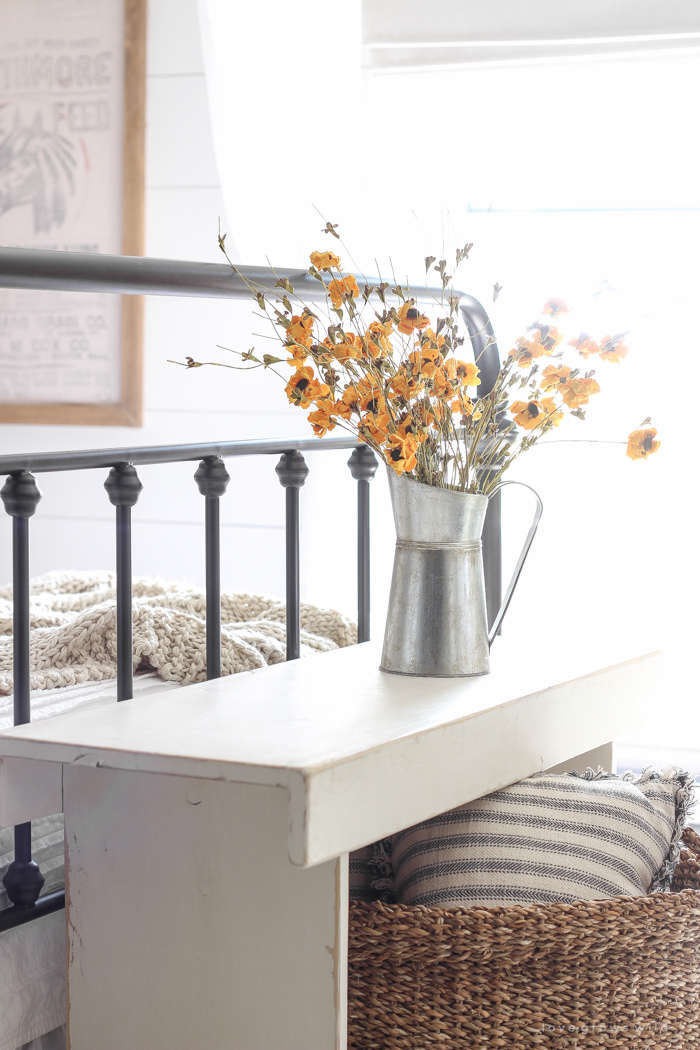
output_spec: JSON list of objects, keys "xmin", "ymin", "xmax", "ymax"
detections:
[{"xmin": 174, "ymin": 227, "xmax": 659, "ymax": 492}]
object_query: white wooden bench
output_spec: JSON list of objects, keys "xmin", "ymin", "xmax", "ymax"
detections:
[{"xmin": 0, "ymin": 639, "xmax": 659, "ymax": 1050}]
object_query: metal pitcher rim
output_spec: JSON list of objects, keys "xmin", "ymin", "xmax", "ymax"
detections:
[{"xmin": 387, "ymin": 467, "xmax": 488, "ymax": 505}]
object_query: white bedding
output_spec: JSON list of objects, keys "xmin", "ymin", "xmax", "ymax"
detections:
[
  {"xmin": 0, "ymin": 670, "xmax": 183, "ymax": 733},
  {"xmin": 0, "ymin": 914, "xmax": 66, "ymax": 1050},
  {"xmin": 0, "ymin": 674, "xmax": 183, "ymax": 1050}
]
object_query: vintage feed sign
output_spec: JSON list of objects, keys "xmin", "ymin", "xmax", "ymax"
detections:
[{"xmin": 0, "ymin": 0, "xmax": 145, "ymax": 425}]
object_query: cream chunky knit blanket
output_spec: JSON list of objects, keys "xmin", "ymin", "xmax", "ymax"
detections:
[{"xmin": 0, "ymin": 571, "xmax": 356, "ymax": 695}]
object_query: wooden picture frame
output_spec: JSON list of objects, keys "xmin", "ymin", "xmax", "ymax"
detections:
[{"xmin": 0, "ymin": 0, "xmax": 147, "ymax": 427}]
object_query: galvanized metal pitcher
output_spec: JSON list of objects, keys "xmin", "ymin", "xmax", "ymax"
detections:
[{"xmin": 380, "ymin": 470, "xmax": 543, "ymax": 677}]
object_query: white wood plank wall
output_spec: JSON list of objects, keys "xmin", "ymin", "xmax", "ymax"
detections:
[{"xmin": 0, "ymin": 0, "xmax": 396, "ymax": 623}]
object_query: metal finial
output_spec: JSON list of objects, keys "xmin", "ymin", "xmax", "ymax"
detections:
[
  {"xmin": 275, "ymin": 451, "xmax": 309, "ymax": 489},
  {"xmin": 194, "ymin": 457, "xmax": 230, "ymax": 498},
  {"xmin": 2, "ymin": 859, "xmax": 45, "ymax": 907},
  {"xmin": 347, "ymin": 445, "xmax": 379, "ymax": 482},
  {"xmin": 104, "ymin": 463, "xmax": 143, "ymax": 507},
  {"xmin": 0, "ymin": 472, "xmax": 42, "ymax": 518}
]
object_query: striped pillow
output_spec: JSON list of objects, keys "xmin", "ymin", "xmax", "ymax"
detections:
[
  {"xmin": 349, "ymin": 844, "xmax": 377, "ymax": 902},
  {"xmin": 386, "ymin": 768, "xmax": 696, "ymax": 909}
]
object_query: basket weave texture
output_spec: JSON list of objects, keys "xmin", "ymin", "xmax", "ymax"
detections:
[{"xmin": 348, "ymin": 827, "xmax": 700, "ymax": 1049}]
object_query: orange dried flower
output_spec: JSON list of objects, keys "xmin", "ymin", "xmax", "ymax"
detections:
[
  {"xmin": 627, "ymin": 428, "xmax": 660, "ymax": 460},
  {"xmin": 341, "ymin": 377, "xmax": 382, "ymax": 413},
  {"xmin": 540, "ymin": 397, "xmax": 564, "ymax": 427},
  {"xmin": 389, "ymin": 370, "xmax": 423, "ymax": 401},
  {"xmin": 568, "ymin": 333, "xmax": 600, "ymax": 359},
  {"xmin": 356, "ymin": 375, "xmax": 381, "ymax": 399},
  {"xmin": 285, "ymin": 366, "xmax": 330, "ymax": 408},
  {"xmin": 561, "ymin": 376, "xmax": 600, "ymax": 408},
  {"xmin": 330, "ymin": 398, "xmax": 352, "ymax": 421},
  {"xmin": 310, "ymin": 251, "xmax": 340, "ymax": 272},
  {"xmin": 428, "ymin": 400, "xmax": 451, "ymax": 425},
  {"xmin": 409, "ymin": 346, "xmax": 443, "ymax": 379},
  {"xmin": 385, "ymin": 432, "xmax": 418, "ymax": 475},
  {"xmin": 542, "ymin": 298, "xmax": 570, "ymax": 319},
  {"xmin": 599, "ymin": 336, "xmax": 629, "ymax": 364},
  {"xmin": 419, "ymin": 328, "xmax": 446, "ymax": 352},
  {"xmin": 432, "ymin": 366, "xmax": 458, "ymax": 398},
  {"xmin": 340, "ymin": 385, "xmax": 360, "ymax": 414},
  {"xmin": 368, "ymin": 319, "xmax": 393, "ymax": 337},
  {"xmin": 308, "ymin": 398, "xmax": 337, "ymax": 437},
  {"xmin": 359, "ymin": 410, "xmax": 391, "ymax": 443},
  {"xmin": 366, "ymin": 320, "xmax": 394, "ymax": 359},
  {"xmin": 540, "ymin": 364, "xmax": 572, "ymax": 392},
  {"xmin": 450, "ymin": 391, "xmax": 474, "ymax": 417},
  {"xmin": 286, "ymin": 346, "xmax": 309, "ymax": 367},
  {"xmin": 397, "ymin": 302, "xmax": 430, "ymax": 335},
  {"xmin": 510, "ymin": 399, "xmax": 549, "ymax": 430},
  {"xmin": 358, "ymin": 389, "xmax": 387, "ymax": 416},
  {"xmin": 396, "ymin": 415, "xmax": 428, "ymax": 444},
  {"xmin": 326, "ymin": 332, "xmax": 363, "ymax": 362},
  {"xmin": 451, "ymin": 359, "xmax": 480, "ymax": 388},
  {"xmin": 509, "ymin": 331, "xmax": 551, "ymax": 368},
  {"xmin": 288, "ymin": 314, "xmax": 314, "ymax": 348},
  {"xmin": 328, "ymin": 275, "xmax": 359, "ymax": 307},
  {"xmin": 538, "ymin": 325, "xmax": 563, "ymax": 353}
]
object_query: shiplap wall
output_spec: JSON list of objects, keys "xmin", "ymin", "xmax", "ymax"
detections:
[{"xmin": 0, "ymin": 0, "xmax": 394, "ymax": 623}]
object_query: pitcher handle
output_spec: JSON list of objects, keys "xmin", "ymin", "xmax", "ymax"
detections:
[{"xmin": 487, "ymin": 480, "xmax": 543, "ymax": 647}]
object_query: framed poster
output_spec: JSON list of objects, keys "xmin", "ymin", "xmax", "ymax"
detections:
[{"xmin": 0, "ymin": 0, "xmax": 146, "ymax": 426}]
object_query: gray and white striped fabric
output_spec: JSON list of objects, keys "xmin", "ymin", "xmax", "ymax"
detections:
[
  {"xmin": 387, "ymin": 768, "xmax": 696, "ymax": 909},
  {"xmin": 349, "ymin": 845, "xmax": 377, "ymax": 902}
]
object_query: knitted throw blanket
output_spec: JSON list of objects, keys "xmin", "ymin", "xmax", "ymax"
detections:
[{"xmin": 0, "ymin": 571, "xmax": 356, "ymax": 695}]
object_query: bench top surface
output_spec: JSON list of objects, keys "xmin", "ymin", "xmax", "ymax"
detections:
[
  {"xmin": 0, "ymin": 638, "xmax": 655, "ymax": 775},
  {"xmin": 0, "ymin": 640, "xmax": 659, "ymax": 863}
]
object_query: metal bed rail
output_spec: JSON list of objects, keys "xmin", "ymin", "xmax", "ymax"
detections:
[
  {"xmin": 0, "ymin": 246, "xmax": 502, "ymax": 393},
  {"xmin": 0, "ymin": 245, "xmax": 501, "ymax": 932}
]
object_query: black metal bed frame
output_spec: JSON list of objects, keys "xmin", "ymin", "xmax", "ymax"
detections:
[{"xmin": 0, "ymin": 245, "xmax": 501, "ymax": 934}]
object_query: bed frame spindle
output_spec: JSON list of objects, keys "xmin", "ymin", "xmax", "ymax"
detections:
[
  {"xmin": 1, "ymin": 471, "xmax": 45, "ymax": 907},
  {"xmin": 194, "ymin": 457, "xmax": 231, "ymax": 679},
  {"xmin": 104, "ymin": 465, "xmax": 143, "ymax": 702},
  {"xmin": 347, "ymin": 446, "xmax": 379, "ymax": 643},
  {"xmin": 275, "ymin": 452, "xmax": 309, "ymax": 661}
]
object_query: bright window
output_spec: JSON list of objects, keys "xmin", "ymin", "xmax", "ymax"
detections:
[
  {"xmin": 200, "ymin": 0, "xmax": 699, "ymax": 767},
  {"xmin": 363, "ymin": 50, "xmax": 699, "ymax": 769}
]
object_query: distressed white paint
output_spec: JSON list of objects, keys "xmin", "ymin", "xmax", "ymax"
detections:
[
  {"xmin": 0, "ymin": 642, "xmax": 658, "ymax": 864},
  {"xmin": 64, "ymin": 766, "xmax": 347, "ymax": 1050},
  {"xmin": 0, "ymin": 757, "xmax": 62, "ymax": 826}
]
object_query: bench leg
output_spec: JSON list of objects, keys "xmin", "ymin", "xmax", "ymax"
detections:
[{"xmin": 63, "ymin": 765, "xmax": 347, "ymax": 1050}]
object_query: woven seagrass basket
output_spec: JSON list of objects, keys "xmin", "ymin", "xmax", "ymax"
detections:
[{"xmin": 348, "ymin": 827, "xmax": 700, "ymax": 1049}]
